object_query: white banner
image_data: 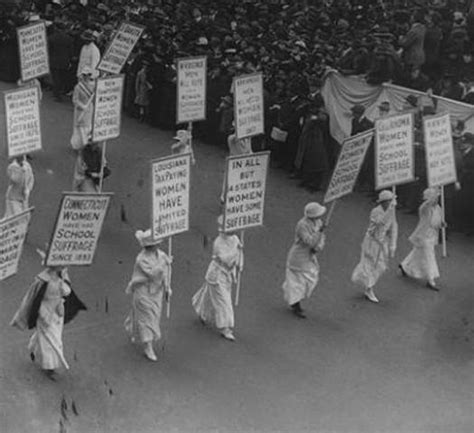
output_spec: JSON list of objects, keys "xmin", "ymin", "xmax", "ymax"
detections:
[
  {"xmin": 176, "ymin": 56, "xmax": 207, "ymax": 123},
  {"xmin": 223, "ymin": 151, "xmax": 270, "ymax": 232},
  {"xmin": 98, "ymin": 22, "xmax": 145, "ymax": 75},
  {"xmin": 375, "ymin": 112, "xmax": 415, "ymax": 190},
  {"xmin": 0, "ymin": 208, "xmax": 32, "ymax": 281},
  {"xmin": 151, "ymin": 154, "xmax": 191, "ymax": 239},
  {"xmin": 4, "ymin": 86, "xmax": 42, "ymax": 158},
  {"xmin": 423, "ymin": 113, "xmax": 458, "ymax": 187},
  {"xmin": 17, "ymin": 21, "xmax": 50, "ymax": 81},
  {"xmin": 324, "ymin": 130, "xmax": 373, "ymax": 203},
  {"xmin": 46, "ymin": 194, "xmax": 112, "ymax": 267},
  {"xmin": 233, "ymin": 73, "xmax": 264, "ymax": 139},
  {"xmin": 92, "ymin": 75, "xmax": 124, "ymax": 141}
]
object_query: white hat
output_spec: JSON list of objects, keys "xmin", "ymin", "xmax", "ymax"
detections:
[
  {"xmin": 377, "ymin": 190, "xmax": 395, "ymax": 203},
  {"xmin": 135, "ymin": 229, "xmax": 162, "ymax": 248},
  {"xmin": 423, "ymin": 187, "xmax": 440, "ymax": 202},
  {"xmin": 174, "ymin": 130, "xmax": 189, "ymax": 141},
  {"xmin": 304, "ymin": 202, "xmax": 326, "ymax": 218}
]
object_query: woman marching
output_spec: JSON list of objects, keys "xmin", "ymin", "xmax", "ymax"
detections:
[
  {"xmin": 10, "ymin": 251, "xmax": 86, "ymax": 380},
  {"xmin": 282, "ymin": 202, "xmax": 326, "ymax": 318},
  {"xmin": 124, "ymin": 230, "xmax": 172, "ymax": 362},
  {"xmin": 351, "ymin": 190, "xmax": 398, "ymax": 303},
  {"xmin": 192, "ymin": 215, "xmax": 243, "ymax": 341},
  {"xmin": 399, "ymin": 187, "xmax": 444, "ymax": 291}
]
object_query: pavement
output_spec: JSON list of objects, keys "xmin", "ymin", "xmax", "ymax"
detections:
[{"xmin": 0, "ymin": 81, "xmax": 473, "ymax": 433}]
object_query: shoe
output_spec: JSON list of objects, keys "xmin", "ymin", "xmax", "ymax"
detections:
[
  {"xmin": 426, "ymin": 282, "xmax": 440, "ymax": 291},
  {"xmin": 199, "ymin": 316, "xmax": 207, "ymax": 326},
  {"xmin": 144, "ymin": 345, "xmax": 158, "ymax": 361},
  {"xmin": 221, "ymin": 328, "xmax": 235, "ymax": 341},
  {"xmin": 30, "ymin": 352, "xmax": 35, "ymax": 362},
  {"xmin": 399, "ymin": 264, "xmax": 407, "ymax": 277},
  {"xmin": 364, "ymin": 288, "xmax": 379, "ymax": 303},
  {"xmin": 44, "ymin": 369, "xmax": 57, "ymax": 381},
  {"xmin": 292, "ymin": 308, "xmax": 307, "ymax": 319}
]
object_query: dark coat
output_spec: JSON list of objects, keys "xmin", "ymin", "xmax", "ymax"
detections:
[{"xmin": 48, "ymin": 30, "xmax": 74, "ymax": 70}]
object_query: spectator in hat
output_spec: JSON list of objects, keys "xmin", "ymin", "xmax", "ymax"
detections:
[
  {"xmin": 399, "ymin": 10, "xmax": 426, "ymax": 74},
  {"xmin": 124, "ymin": 230, "xmax": 172, "ymax": 362},
  {"xmin": 135, "ymin": 60, "xmax": 152, "ymax": 123},
  {"xmin": 76, "ymin": 29, "xmax": 101, "ymax": 79},
  {"xmin": 351, "ymin": 190, "xmax": 398, "ymax": 303},
  {"xmin": 282, "ymin": 202, "xmax": 327, "ymax": 318},
  {"xmin": 48, "ymin": 21, "xmax": 74, "ymax": 102}
]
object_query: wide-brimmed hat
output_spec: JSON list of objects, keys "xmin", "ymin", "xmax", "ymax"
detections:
[
  {"xmin": 135, "ymin": 229, "xmax": 162, "ymax": 248},
  {"xmin": 81, "ymin": 29, "xmax": 96, "ymax": 41},
  {"xmin": 174, "ymin": 130, "xmax": 189, "ymax": 141},
  {"xmin": 423, "ymin": 187, "xmax": 440, "ymax": 202},
  {"xmin": 377, "ymin": 190, "xmax": 395, "ymax": 203},
  {"xmin": 304, "ymin": 202, "xmax": 326, "ymax": 218}
]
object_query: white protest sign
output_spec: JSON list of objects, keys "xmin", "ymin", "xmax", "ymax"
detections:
[
  {"xmin": 375, "ymin": 112, "xmax": 415, "ymax": 190},
  {"xmin": 151, "ymin": 154, "xmax": 191, "ymax": 240},
  {"xmin": 98, "ymin": 22, "xmax": 145, "ymax": 75},
  {"xmin": 423, "ymin": 113, "xmax": 458, "ymax": 187},
  {"xmin": 233, "ymin": 73, "xmax": 264, "ymax": 140},
  {"xmin": 176, "ymin": 56, "xmax": 207, "ymax": 123},
  {"xmin": 0, "ymin": 208, "xmax": 32, "ymax": 281},
  {"xmin": 223, "ymin": 151, "xmax": 270, "ymax": 232},
  {"xmin": 92, "ymin": 75, "xmax": 124, "ymax": 142},
  {"xmin": 324, "ymin": 129, "xmax": 373, "ymax": 203},
  {"xmin": 4, "ymin": 86, "xmax": 42, "ymax": 158},
  {"xmin": 17, "ymin": 21, "xmax": 50, "ymax": 81},
  {"xmin": 45, "ymin": 193, "xmax": 112, "ymax": 267}
]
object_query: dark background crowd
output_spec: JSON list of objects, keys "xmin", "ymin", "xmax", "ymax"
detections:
[{"xmin": 1, "ymin": 0, "xmax": 474, "ymax": 234}]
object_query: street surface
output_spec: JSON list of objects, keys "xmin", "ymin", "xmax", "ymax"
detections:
[{"xmin": 0, "ymin": 81, "xmax": 473, "ymax": 433}]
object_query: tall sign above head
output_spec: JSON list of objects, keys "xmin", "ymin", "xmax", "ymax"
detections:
[
  {"xmin": 375, "ymin": 112, "xmax": 415, "ymax": 190},
  {"xmin": 17, "ymin": 21, "xmax": 50, "ymax": 81},
  {"xmin": 92, "ymin": 75, "xmax": 124, "ymax": 142},
  {"xmin": 423, "ymin": 113, "xmax": 458, "ymax": 188},
  {"xmin": 98, "ymin": 22, "xmax": 145, "ymax": 75},
  {"xmin": 324, "ymin": 129, "xmax": 374, "ymax": 203},
  {"xmin": 45, "ymin": 193, "xmax": 112, "ymax": 267},
  {"xmin": 176, "ymin": 56, "xmax": 207, "ymax": 124},
  {"xmin": 223, "ymin": 151, "xmax": 270, "ymax": 232},
  {"xmin": 151, "ymin": 154, "xmax": 191, "ymax": 240},
  {"xmin": 233, "ymin": 73, "xmax": 264, "ymax": 140},
  {"xmin": 4, "ymin": 86, "xmax": 42, "ymax": 158}
]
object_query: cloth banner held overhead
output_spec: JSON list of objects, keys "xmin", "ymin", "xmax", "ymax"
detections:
[
  {"xmin": 45, "ymin": 193, "xmax": 112, "ymax": 267},
  {"xmin": 324, "ymin": 129, "xmax": 373, "ymax": 203},
  {"xmin": 321, "ymin": 69, "xmax": 474, "ymax": 144},
  {"xmin": 151, "ymin": 154, "xmax": 191, "ymax": 240},
  {"xmin": 98, "ymin": 22, "xmax": 145, "ymax": 75},
  {"xmin": 423, "ymin": 113, "xmax": 458, "ymax": 188},
  {"xmin": 4, "ymin": 86, "xmax": 42, "ymax": 158},
  {"xmin": 223, "ymin": 151, "xmax": 270, "ymax": 232},
  {"xmin": 0, "ymin": 208, "xmax": 33, "ymax": 281}
]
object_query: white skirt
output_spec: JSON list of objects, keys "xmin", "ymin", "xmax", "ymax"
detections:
[
  {"xmin": 401, "ymin": 245, "xmax": 439, "ymax": 282},
  {"xmin": 282, "ymin": 267, "xmax": 319, "ymax": 305}
]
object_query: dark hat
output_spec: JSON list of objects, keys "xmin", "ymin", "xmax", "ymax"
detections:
[
  {"xmin": 405, "ymin": 94, "xmax": 418, "ymax": 107},
  {"xmin": 351, "ymin": 104, "xmax": 365, "ymax": 115},
  {"xmin": 81, "ymin": 29, "xmax": 95, "ymax": 41}
]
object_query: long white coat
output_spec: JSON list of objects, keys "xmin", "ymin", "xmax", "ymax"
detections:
[
  {"xmin": 401, "ymin": 201, "xmax": 443, "ymax": 281},
  {"xmin": 352, "ymin": 204, "xmax": 398, "ymax": 288},
  {"xmin": 4, "ymin": 159, "xmax": 34, "ymax": 218},
  {"xmin": 124, "ymin": 248, "xmax": 171, "ymax": 343}
]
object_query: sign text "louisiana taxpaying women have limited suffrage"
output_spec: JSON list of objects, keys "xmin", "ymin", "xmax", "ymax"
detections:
[
  {"xmin": 151, "ymin": 154, "xmax": 191, "ymax": 240},
  {"xmin": 223, "ymin": 152, "xmax": 269, "ymax": 232}
]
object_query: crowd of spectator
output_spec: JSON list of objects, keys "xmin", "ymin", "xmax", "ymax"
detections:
[{"xmin": 1, "ymin": 0, "xmax": 474, "ymax": 234}]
